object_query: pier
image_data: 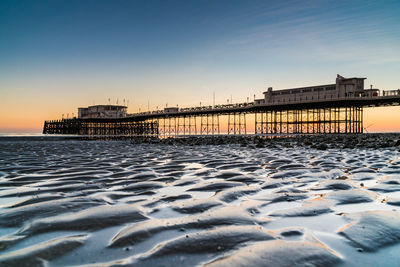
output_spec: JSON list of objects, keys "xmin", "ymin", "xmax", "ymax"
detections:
[{"xmin": 43, "ymin": 75, "xmax": 400, "ymax": 137}]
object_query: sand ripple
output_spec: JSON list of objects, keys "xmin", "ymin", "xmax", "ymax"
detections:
[{"xmin": 0, "ymin": 138, "xmax": 399, "ymax": 266}]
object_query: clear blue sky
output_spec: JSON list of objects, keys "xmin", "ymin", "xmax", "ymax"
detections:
[{"xmin": 0, "ymin": 0, "xmax": 400, "ymax": 132}]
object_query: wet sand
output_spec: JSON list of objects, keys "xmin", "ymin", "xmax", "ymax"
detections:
[{"xmin": 0, "ymin": 135, "xmax": 400, "ymax": 266}]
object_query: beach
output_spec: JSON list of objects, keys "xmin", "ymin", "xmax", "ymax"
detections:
[{"xmin": 0, "ymin": 135, "xmax": 400, "ymax": 266}]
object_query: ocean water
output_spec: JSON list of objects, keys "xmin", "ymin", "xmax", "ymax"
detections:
[{"xmin": 0, "ymin": 137, "xmax": 399, "ymax": 266}]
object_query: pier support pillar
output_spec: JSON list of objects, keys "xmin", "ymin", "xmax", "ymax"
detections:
[
  {"xmin": 228, "ymin": 113, "xmax": 246, "ymax": 135},
  {"xmin": 201, "ymin": 114, "xmax": 220, "ymax": 135},
  {"xmin": 253, "ymin": 106, "xmax": 363, "ymax": 135}
]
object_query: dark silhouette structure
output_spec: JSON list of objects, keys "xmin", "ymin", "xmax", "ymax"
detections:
[{"xmin": 43, "ymin": 75, "xmax": 400, "ymax": 137}]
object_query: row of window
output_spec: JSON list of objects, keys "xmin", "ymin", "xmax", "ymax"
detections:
[{"xmin": 271, "ymin": 85, "xmax": 337, "ymax": 96}]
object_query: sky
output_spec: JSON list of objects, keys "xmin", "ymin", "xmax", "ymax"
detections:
[{"xmin": 1, "ymin": 0, "xmax": 400, "ymax": 133}]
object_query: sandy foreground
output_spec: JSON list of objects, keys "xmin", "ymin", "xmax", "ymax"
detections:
[{"xmin": 0, "ymin": 135, "xmax": 399, "ymax": 266}]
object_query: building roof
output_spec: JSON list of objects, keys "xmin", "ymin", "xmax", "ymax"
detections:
[
  {"xmin": 79, "ymin": 105, "xmax": 127, "ymax": 109},
  {"xmin": 341, "ymin": 77, "xmax": 366, "ymax": 80}
]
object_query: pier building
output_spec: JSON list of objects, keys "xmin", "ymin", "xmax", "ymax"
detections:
[
  {"xmin": 78, "ymin": 105, "xmax": 127, "ymax": 119},
  {"xmin": 256, "ymin": 75, "xmax": 379, "ymax": 105}
]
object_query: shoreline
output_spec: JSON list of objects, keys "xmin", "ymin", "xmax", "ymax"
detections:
[
  {"xmin": 134, "ymin": 133, "xmax": 400, "ymax": 150},
  {"xmin": 1, "ymin": 133, "xmax": 400, "ymax": 150}
]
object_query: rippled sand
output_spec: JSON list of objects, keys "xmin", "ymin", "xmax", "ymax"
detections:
[{"xmin": 0, "ymin": 137, "xmax": 400, "ymax": 266}]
